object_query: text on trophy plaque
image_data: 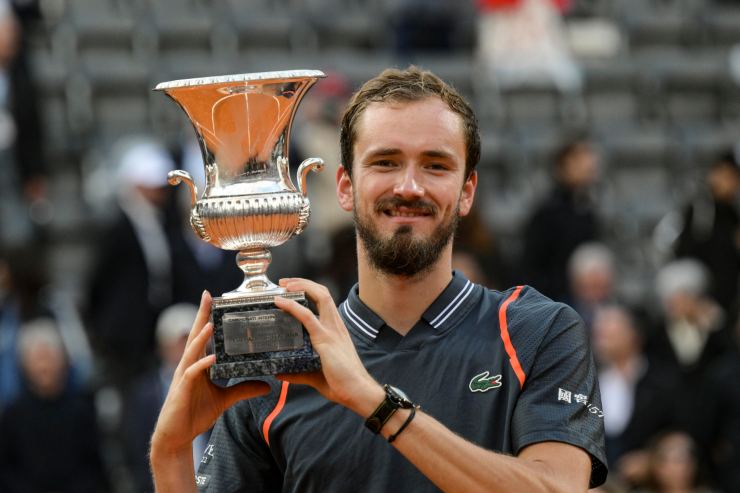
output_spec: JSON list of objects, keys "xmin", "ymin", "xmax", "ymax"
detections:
[{"xmin": 222, "ymin": 310, "xmax": 303, "ymax": 355}]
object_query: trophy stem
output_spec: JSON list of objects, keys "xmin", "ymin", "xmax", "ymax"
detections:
[{"xmin": 225, "ymin": 247, "xmax": 284, "ymax": 297}]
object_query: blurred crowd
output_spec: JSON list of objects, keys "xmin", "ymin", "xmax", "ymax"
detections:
[{"xmin": 0, "ymin": 0, "xmax": 739, "ymax": 492}]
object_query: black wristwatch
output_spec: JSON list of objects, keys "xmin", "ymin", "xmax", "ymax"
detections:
[{"xmin": 365, "ymin": 384, "xmax": 415, "ymax": 434}]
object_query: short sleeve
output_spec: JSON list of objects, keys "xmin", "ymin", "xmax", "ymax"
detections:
[
  {"xmin": 511, "ymin": 304, "xmax": 608, "ymax": 488},
  {"xmin": 196, "ymin": 399, "xmax": 282, "ymax": 492}
]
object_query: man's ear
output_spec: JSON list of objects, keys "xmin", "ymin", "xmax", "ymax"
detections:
[
  {"xmin": 336, "ymin": 165, "xmax": 354, "ymax": 212},
  {"xmin": 458, "ymin": 170, "xmax": 477, "ymax": 217}
]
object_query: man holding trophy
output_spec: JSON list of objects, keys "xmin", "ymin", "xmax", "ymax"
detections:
[{"xmin": 150, "ymin": 67, "xmax": 607, "ymax": 492}]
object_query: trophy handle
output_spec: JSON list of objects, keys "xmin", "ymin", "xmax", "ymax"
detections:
[
  {"xmin": 167, "ymin": 170, "xmax": 198, "ymax": 207},
  {"xmin": 296, "ymin": 158, "xmax": 324, "ymax": 197},
  {"xmin": 168, "ymin": 170, "xmax": 209, "ymax": 241}
]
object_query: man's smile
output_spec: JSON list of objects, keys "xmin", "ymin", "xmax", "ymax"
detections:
[{"xmin": 374, "ymin": 199, "xmax": 437, "ymax": 222}]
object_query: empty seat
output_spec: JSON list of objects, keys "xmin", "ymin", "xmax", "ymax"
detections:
[
  {"xmin": 57, "ymin": 0, "xmax": 135, "ymax": 57},
  {"xmin": 582, "ymin": 58, "xmax": 642, "ymax": 125},
  {"xmin": 220, "ymin": 0, "xmax": 298, "ymax": 53},
  {"xmin": 604, "ymin": 165, "xmax": 675, "ymax": 230},
  {"xmin": 703, "ymin": 5, "xmax": 740, "ymax": 48},
  {"xmin": 500, "ymin": 87, "xmax": 563, "ymax": 128},
  {"xmin": 657, "ymin": 54, "xmax": 725, "ymax": 125},
  {"xmin": 598, "ymin": 123, "xmax": 669, "ymax": 168}
]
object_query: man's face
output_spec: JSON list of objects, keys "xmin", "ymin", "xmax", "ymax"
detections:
[
  {"xmin": 0, "ymin": 14, "xmax": 19, "ymax": 68},
  {"xmin": 559, "ymin": 144, "xmax": 599, "ymax": 190},
  {"xmin": 336, "ymin": 97, "xmax": 476, "ymax": 277},
  {"xmin": 708, "ymin": 162, "xmax": 739, "ymax": 203}
]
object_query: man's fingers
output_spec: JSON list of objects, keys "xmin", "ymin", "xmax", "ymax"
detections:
[
  {"xmin": 279, "ymin": 278, "xmax": 334, "ymax": 312},
  {"xmin": 223, "ymin": 380, "xmax": 271, "ymax": 408},
  {"xmin": 273, "ymin": 296, "xmax": 323, "ymax": 336},
  {"xmin": 180, "ymin": 322, "xmax": 213, "ymax": 371},
  {"xmin": 182, "ymin": 353, "xmax": 216, "ymax": 381},
  {"xmin": 186, "ymin": 290, "xmax": 212, "ymax": 347}
]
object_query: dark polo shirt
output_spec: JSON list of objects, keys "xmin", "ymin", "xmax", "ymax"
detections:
[{"xmin": 196, "ymin": 271, "xmax": 608, "ymax": 491}]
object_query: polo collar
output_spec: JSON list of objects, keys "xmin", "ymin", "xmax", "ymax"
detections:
[
  {"xmin": 340, "ymin": 270, "xmax": 478, "ymax": 342},
  {"xmin": 421, "ymin": 270, "xmax": 477, "ymax": 330}
]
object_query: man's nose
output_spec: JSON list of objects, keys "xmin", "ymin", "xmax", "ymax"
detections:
[{"xmin": 393, "ymin": 167, "xmax": 424, "ymax": 198}]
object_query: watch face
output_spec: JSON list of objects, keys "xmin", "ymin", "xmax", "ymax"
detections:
[{"xmin": 386, "ymin": 385, "xmax": 412, "ymax": 406}]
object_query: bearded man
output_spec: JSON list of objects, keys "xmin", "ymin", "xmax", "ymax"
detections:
[{"xmin": 150, "ymin": 67, "xmax": 608, "ymax": 492}]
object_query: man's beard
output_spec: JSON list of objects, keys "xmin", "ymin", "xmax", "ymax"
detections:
[{"xmin": 354, "ymin": 196, "xmax": 459, "ymax": 278}]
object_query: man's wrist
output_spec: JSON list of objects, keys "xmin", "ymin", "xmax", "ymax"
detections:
[
  {"xmin": 342, "ymin": 379, "xmax": 386, "ymax": 419},
  {"xmin": 380, "ymin": 407, "xmax": 414, "ymax": 441},
  {"xmin": 150, "ymin": 430, "xmax": 193, "ymax": 463},
  {"xmin": 150, "ymin": 436, "xmax": 198, "ymax": 493}
]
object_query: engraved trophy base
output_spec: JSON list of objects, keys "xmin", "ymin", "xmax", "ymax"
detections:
[{"xmin": 210, "ymin": 291, "xmax": 321, "ymax": 381}]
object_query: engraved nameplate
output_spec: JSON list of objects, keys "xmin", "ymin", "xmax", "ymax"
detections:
[{"xmin": 222, "ymin": 310, "xmax": 303, "ymax": 355}]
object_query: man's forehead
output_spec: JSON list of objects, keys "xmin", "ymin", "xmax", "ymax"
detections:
[
  {"xmin": 354, "ymin": 97, "xmax": 465, "ymax": 141},
  {"xmin": 359, "ymin": 96, "xmax": 454, "ymax": 118}
]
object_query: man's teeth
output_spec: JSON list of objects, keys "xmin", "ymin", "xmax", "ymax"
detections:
[{"xmin": 387, "ymin": 210, "xmax": 427, "ymax": 217}]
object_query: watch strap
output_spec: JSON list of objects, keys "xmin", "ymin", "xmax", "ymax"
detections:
[
  {"xmin": 365, "ymin": 384, "xmax": 413, "ymax": 434},
  {"xmin": 387, "ymin": 405, "xmax": 418, "ymax": 443}
]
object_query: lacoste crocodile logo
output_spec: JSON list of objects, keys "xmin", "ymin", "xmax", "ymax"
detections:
[{"xmin": 469, "ymin": 371, "xmax": 502, "ymax": 393}]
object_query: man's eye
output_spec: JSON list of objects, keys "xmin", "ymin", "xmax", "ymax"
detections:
[
  {"xmin": 373, "ymin": 160, "xmax": 396, "ymax": 167},
  {"xmin": 426, "ymin": 163, "xmax": 448, "ymax": 171}
]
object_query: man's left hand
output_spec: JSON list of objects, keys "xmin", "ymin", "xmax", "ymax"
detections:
[{"xmin": 273, "ymin": 278, "xmax": 383, "ymax": 416}]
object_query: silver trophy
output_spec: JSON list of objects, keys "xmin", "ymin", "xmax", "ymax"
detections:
[{"xmin": 155, "ymin": 70, "xmax": 325, "ymax": 379}]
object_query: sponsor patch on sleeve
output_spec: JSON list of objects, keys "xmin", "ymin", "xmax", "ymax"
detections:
[
  {"xmin": 557, "ymin": 387, "xmax": 604, "ymax": 418},
  {"xmin": 200, "ymin": 444, "xmax": 215, "ymax": 465},
  {"xmin": 195, "ymin": 473, "xmax": 211, "ymax": 489}
]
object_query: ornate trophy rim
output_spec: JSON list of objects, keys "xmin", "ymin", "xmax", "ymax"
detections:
[{"xmin": 153, "ymin": 69, "xmax": 327, "ymax": 91}]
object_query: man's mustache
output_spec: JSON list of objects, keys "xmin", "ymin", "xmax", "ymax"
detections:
[{"xmin": 374, "ymin": 198, "xmax": 437, "ymax": 215}]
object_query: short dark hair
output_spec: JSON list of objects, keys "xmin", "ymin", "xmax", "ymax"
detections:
[
  {"xmin": 713, "ymin": 150, "xmax": 739, "ymax": 171},
  {"xmin": 554, "ymin": 134, "xmax": 592, "ymax": 169},
  {"xmin": 339, "ymin": 66, "xmax": 480, "ymax": 179}
]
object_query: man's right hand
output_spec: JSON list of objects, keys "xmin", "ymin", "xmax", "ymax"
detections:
[{"xmin": 150, "ymin": 291, "xmax": 269, "ymax": 492}]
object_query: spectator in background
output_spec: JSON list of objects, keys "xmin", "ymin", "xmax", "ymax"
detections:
[
  {"xmin": 636, "ymin": 431, "xmax": 715, "ymax": 493},
  {"xmin": 522, "ymin": 136, "xmax": 600, "ymax": 301},
  {"xmin": 567, "ymin": 242, "xmax": 615, "ymax": 331},
  {"xmin": 592, "ymin": 305, "xmax": 679, "ymax": 483},
  {"xmin": 675, "ymin": 152, "xmax": 739, "ymax": 313},
  {"xmin": 647, "ymin": 260, "xmax": 732, "ymax": 442},
  {"xmin": 0, "ymin": 0, "xmax": 45, "ymax": 247},
  {"xmin": 476, "ymin": 0, "xmax": 582, "ymax": 91},
  {"xmin": 121, "ymin": 303, "xmax": 202, "ymax": 493},
  {"xmin": 87, "ymin": 137, "xmax": 175, "ymax": 385},
  {"xmin": 0, "ymin": 242, "xmax": 47, "ymax": 412},
  {"xmin": 0, "ymin": 319, "xmax": 108, "ymax": 492},
  {"xmin": 698, "ymin": 313, "xmax": 740, "ymax": 493}
]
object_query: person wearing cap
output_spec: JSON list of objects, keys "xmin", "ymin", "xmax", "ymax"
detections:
[
  {"xmin": 86, "ymin": 136, "xmax": 177, "ymax": 385},
  {"xmin": 150, "ymin": 67, "xmax": 607, "ymax": 492}
]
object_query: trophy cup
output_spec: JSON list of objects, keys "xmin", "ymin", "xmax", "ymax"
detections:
[{"xmin": 155, "ymin": 70, "xmax": 326, "ymax": 379}]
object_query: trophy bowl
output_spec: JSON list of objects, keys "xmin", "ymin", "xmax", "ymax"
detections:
[{"xmin": 156, "ymin": 70, "xmax": 326, "ymax": 379}]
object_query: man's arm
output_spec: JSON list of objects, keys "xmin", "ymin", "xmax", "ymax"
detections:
[
  {"xmin": 274, "ymin": 279, "xmax": 593, "ymax": 493},
  {"xmin": 149, "ymin": 291, "xmax": 269, "ymax": 493},
  {"xmin": 374, "ymin": 406, "xmax": 590, "ymax": 492}
]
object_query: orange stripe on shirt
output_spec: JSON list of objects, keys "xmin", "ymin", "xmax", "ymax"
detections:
[
  {"xmin": 262, "ymin": 381, "xmax": 290, "ymax": 447},
  {"xmin": 498, "ymin": 285, "xmax": 526, "ymax": 389}
]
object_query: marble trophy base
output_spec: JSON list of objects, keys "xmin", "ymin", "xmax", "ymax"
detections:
[{"xmin": 210, "ymin": 291, "xmax": 321, "ymax": 381}]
